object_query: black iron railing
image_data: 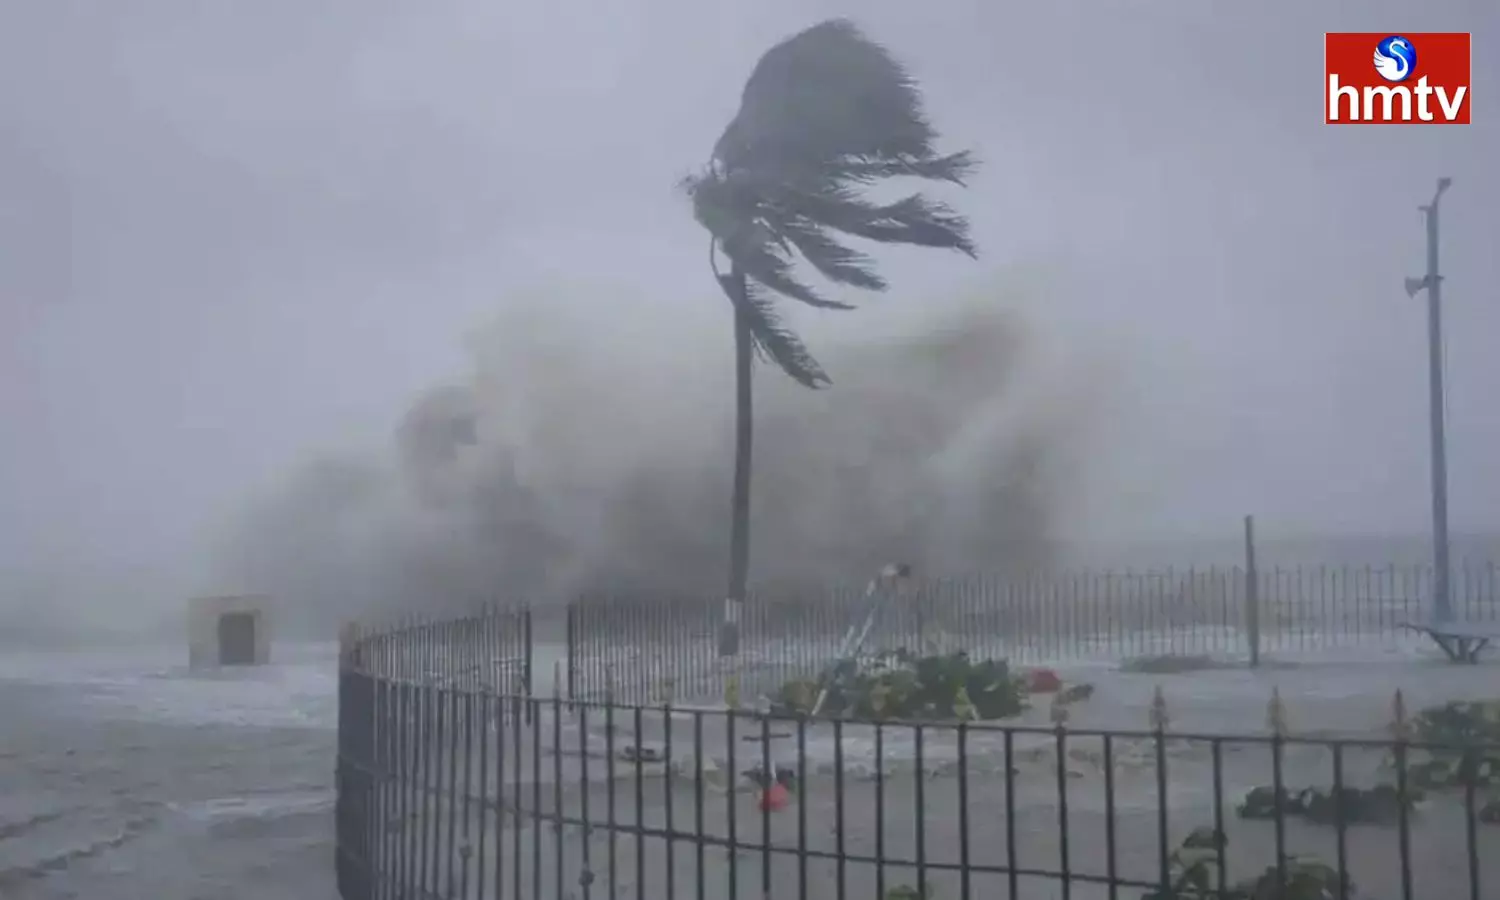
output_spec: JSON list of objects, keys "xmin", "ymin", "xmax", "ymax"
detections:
[
  {"xmin": 336, "ymin": 606, "xmax": 1498, "ymax": 900},
  {"xmin": 566, "ymin": 562, "xmax": 1500, "ymax": 705}
]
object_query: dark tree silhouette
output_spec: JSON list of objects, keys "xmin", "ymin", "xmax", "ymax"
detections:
[{"xmin": 684, "ymin": 18, "xmax": 977, "ymax": 666}]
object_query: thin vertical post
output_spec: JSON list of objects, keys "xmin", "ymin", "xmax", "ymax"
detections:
[
  {"xmin": 522, "ymin": 605, "xmax": 535, "ymax": 725},
  {"xmin": 1243, "ymin": 515, "xmax": 1261, "ymax": 667},
  {"xmin": 1407, "ymin": 177, "xmax": 1455, "ymax": 622},
  {"xmin": 1426, "ymin": 192, "xmax": 1453, "ymax": 623},
  {"xmin": 566, "ymin": 602, "xmax": 577, "ymax": 706}
]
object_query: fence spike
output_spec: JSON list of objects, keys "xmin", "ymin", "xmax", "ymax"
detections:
[
  {"xmin": 725, "ymin": 673, "xmax": 741, "ymax": 711},
  {"xmin": 1389, "ymin": 689, "xmax": 1410, "ymax": 741},
  {"xmin": 605, "ymin": 664, "xmax": 616, "ymax": 704},
  {"xmin": 1149, "ymin": 685, "xmax": 1170, "ymax": 732},
  {"xmin": 1050, "ymin": 694, "xmax": 1070, "ymax": 727},
  {"xmin": 1266, "ymin": 686, "xmax": 1287, "ymax": 736}
]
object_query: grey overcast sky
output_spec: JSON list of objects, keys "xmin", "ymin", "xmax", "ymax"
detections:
[{"xmin": 1, "ymin": 1, "xmax": 1497, "ymax": 612}]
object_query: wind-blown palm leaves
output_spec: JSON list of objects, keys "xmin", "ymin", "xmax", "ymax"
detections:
[{"xmin": 687, "ymin": 17, "xmax": 977, "ymax": 386}]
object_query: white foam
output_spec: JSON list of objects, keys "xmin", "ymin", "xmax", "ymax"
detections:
[{"xmin": 169, "ymin": 790, "xmax": 334, "ymax": 823}]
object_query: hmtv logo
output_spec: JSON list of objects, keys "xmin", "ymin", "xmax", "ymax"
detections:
[{"xmin": 1325, "ymin": 33, "xmax": 1471, "ymax": 124}]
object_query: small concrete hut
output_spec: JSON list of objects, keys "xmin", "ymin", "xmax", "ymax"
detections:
[{"xmin": 188, "ymin": 594, "xmax": 272, "ymax": 667}]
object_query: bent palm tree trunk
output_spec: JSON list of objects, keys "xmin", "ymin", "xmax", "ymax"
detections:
[{"xmin": 720, "ymin": 265, "xmax": 753, "ymax": 699}]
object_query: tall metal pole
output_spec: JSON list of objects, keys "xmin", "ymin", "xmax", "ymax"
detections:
[{"xmin": 1406, "ymin": 177, "xmax": 1454, "ymax": 622}]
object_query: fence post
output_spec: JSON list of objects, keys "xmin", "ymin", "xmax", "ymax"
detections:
[
  {"xmin": 723, "ymin": 596, "xmax": 741, "ymax": 710},
  {"xmin": 565, "ymin": 602, "xmax": 577, "ymax": 707},
  {"xmin": 914, "ymin": 582, "xmax": 928, "ymax": 652},
  {"xmin": 1243, "ymin": 515, "xmax": 1261, "ymax": 668},
  {"xmin": 522, "ymin": 604, "xmax": 534, "ymax": 726}
]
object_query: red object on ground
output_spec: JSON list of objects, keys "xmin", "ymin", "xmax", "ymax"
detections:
[
  {"xmin": 1028, "ymin": 668, "xmax": 1062, "ymax": 693},
  {"xmin": 759, "ymin": 782, "xmax": 790, "ymax": 812}
]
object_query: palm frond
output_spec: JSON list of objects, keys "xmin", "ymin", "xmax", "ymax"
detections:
[
  {"xmin": 713, "ymin": 19, "xmax": 937, "ymax": 173},
  {"xmin": 717, "ymin": 275, "xmax": 831, "ymax": 388},
  {"xmin": 729, "ymin": 239, "xmax": 854, "ymax": 309},
  {"xmin": 741, "ymin": 150, "xmax": 978, "ymax": 197},
  {"xmin": 771, "ymin": 182, "xmax": 977, "ymax": 257},
  {"xmin": 763, "ymin": 214, "xmax": 886, "ymax": 290},
  {"xmin": 700, "ymin": 187, "xmax": 857, "ymax": 309},
  {"xmin": 817, "ymin": 150, "xmax": 978, "ymax": 186}
]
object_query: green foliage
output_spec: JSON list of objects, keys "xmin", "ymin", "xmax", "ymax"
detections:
[
  {"xmin": 1411, "ymin": 699, "xmax": 1500, "ymax": 744},
  {"xmin": 1056, "ymin": 682, "xmax": 1096, "ymax": 704},
  {"xmin": 1141, "ymin": 828, "xmax": 1356, "ymax": 899},
  {"xmin": 772, "ymin": 649, "xmax": 1026, "ymax": 722},
  {"xmin": 1391, "ymin": 698, "xmax": 1500, "ymax": 826},
  {"xmin": 1234, "ymin": 700, "xmax": 1500, "ymax": 831},
  {"xmin": 1236, "ymin": 784, "xmax": 1422, "ymax": 826},
  {"xmin": 1396, "ymin": 699, "xmax": 1500, "ymax": 789},
  {"xmin": 885, "ymin": 885, "xmax": 931, "ymax": 900}
]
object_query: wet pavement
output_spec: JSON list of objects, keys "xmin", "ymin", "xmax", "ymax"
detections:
[{"xmin": 362, "ymin": 644, "xmax": 1500, "ymax": 899}]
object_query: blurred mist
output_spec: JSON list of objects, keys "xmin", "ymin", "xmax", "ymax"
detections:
[
  {"xmin": 2, "ymin": 1, "xmax": 1497, "ymax": 641},
  {"xmin": 213, "ymin": 300, "xmax": 1112, "ymax": 633}
]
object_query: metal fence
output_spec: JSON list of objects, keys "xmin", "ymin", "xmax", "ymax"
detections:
[
  {"xmin": 335, "ymin": 606, "xmax": 1498, "ymax": 900},
  {"xmin": 566, "ymin": 562, "xmax": 1500, "ymax": 705}
]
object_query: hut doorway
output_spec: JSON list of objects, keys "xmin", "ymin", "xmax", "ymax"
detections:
[{"xmin": 216, "ymin": 611, "xmax": 258, "ymax": 665}]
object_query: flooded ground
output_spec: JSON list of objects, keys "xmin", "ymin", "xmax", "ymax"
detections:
[{"xmin": 0, "ymin": 643, "xmax": 339, "ymax": 900}]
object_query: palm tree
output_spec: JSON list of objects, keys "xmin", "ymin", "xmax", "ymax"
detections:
[{"xmin": 684, "ymin": 18, "xmax": 976, "ymax": 672}]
